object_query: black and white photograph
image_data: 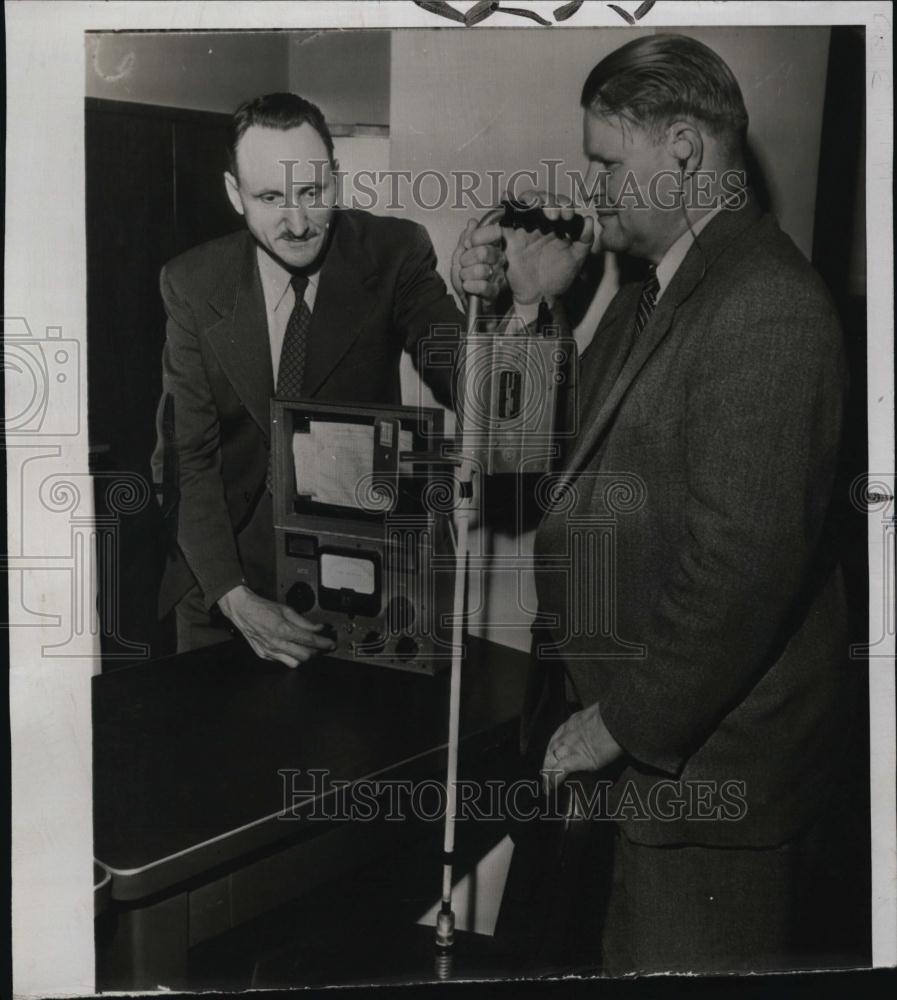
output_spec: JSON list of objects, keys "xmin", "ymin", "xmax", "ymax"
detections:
[{"xmin": 5, "ymin": 1, "xmax": 895, "ymax": 996}]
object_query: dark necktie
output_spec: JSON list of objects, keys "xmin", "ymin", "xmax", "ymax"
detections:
[
  {"xmin": 634, "ymin": 266, "xmax": 660, "ymax": 337},
  {"xmin": 275, "ymin": 273, "xmax": 312, "ymax": 399},
  {"xmin": 267, "ymin": 274, "xmax": 311, "ymax": 494}
]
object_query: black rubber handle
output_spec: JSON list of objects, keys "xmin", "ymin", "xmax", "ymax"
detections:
[{"xmin": 500, "ymin": 198, "xmax": 586, "ymax": 241}]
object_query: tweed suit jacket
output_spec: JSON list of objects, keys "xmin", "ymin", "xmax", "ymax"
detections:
[
  {"xmin": 530, "ymin": 193, "xmax": 851, "ymax": 847},
  {"xmin": 151, "ymin": 209, "xmax": 464, "ymax": 616}
]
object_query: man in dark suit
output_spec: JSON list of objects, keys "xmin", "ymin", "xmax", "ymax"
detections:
[
  {"xmin": 461, "ymin": 35, "xmax": 852, "ymax": 973},
  {"xmin": 152, "ymin": 93, "xmax": 474, "ymax": 663}
]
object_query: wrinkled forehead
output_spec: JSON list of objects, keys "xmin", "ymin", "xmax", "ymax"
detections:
[{"xmin": 234, "ymin": 124, "xmax": 332, "ymax": 188}]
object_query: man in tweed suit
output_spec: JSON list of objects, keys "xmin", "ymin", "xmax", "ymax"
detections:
[{"xmin": 462, "ymin": 34, "xmax": 851, "ymax": 973}]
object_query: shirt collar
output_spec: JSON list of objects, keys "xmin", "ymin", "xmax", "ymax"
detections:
[
  {"xmin": 256, "ymin": 245, "xmax": 320, "ymax": 312},
  {"xmin": 654, "ymin": 201, "xmax": 728, "ymax": 300}
]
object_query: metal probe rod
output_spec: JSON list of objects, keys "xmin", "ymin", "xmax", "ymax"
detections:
[{"xmin": 435, "ymin": 207, "xmax": 503, "ymax": 980}]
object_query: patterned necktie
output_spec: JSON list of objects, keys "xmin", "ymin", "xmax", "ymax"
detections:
[
  {"xmin": 634, "ymin": 266, "xmax": 660, "ymax": 337},
  {"xmin": 267, "ymin": 274, "xmax": 311, "ymax": 494},
  {"xmin": 276, "ymin": 273, "xmax": 312, "ymax": 398}
]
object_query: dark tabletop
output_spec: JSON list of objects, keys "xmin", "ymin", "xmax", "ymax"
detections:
[{"xmin": 93, "ymin": 634, "xmax": 530, "ymax": 900}]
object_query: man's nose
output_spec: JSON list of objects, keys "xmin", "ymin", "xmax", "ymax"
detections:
[
  {"xmin": 281, "ymin": 202, "xmax": 309, "ymax": 234},
  {"xmin": 583, "ymin": 165, "xmax": 605, "ymax": 207},
  {"xmin": 592, "ymin": 177, "xmax": 610, "ymax": 210}
]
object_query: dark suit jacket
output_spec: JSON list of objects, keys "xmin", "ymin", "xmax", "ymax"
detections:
[
  {"xmin": 530, "ymin": 194, "xmax": 851, "ymax": 848},
  {"xmin": 151, "ymin": 209, "xmax": 464, "ymax": 616}
]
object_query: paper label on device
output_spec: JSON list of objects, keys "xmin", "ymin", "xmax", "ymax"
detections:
[
  {"xmin": 319, "ymin": 553, "xmax": 376, "ymax": 595},
  {"xmin": 293, "ymin": 422, "xmax": 374, "ymax": 508}
]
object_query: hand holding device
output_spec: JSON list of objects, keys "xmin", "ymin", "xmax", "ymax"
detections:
[
  {"xmin": 451, "ymin": 218, "xmax": 508, "ymax": 305},
  {"xmin": 453, "ymin": 194, "xmax": 592, "ymax": 308},
  {"xmin": 500, "ymin": 190, "xmax": 594, "ymax": 307}
]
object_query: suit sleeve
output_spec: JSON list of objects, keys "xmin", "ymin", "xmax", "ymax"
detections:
[
  {"xmin": 391, "ymin": 222, "xmax": 466, "ymax": 410},
  {"xmin": 594, "ymin": 276, "xmax": 847, "ymax": 774},
  {"xmin": 152, "ymin": 266, "xmax": 245, "ymax": 609}
]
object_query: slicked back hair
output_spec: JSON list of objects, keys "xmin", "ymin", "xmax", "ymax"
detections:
[{"xmin": 581, "ymin": 34, "xmax": 749, "ymax": 162}]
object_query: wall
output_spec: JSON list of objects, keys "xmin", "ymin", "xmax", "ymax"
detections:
[
  {"xmin": 289, "ymin": 29, "xmax": 390, "ymax": 125},
  {"xmin": 85, "ymin": 32, "xmax": 289, "ymax": 112},
  {"xmin": 389, "ymin": 26, "xmax": 832, "ymax": 648},
  {"xmin": 86, "ymin": 29, "xmax": 391, "ymax": 125},
  {"xmin": 682, "ymin": 26, "xmax": 831, "ymax": 257},
  {"xmin": 390, "ymin": 27, "xmax": 644, "ymax": 281},
  {"xmin": 390, "ymin": 25, "xmax": 831, "ymax": 286}
]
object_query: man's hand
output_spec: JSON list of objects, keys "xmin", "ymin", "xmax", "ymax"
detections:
[
  {"xmin": 451, "ymin": 217, "xmax": 508, "ymax": 307},
  {"xmin": 501, "ymin": 190, "xmax": 594, "ymax": 307},
  {"xmin": 218, "ymin": 585, "xmax": 336, "ymax": 668},
  {"xmin": 542, "ymin": 700, "xmax": 624, "ymax": 795}
]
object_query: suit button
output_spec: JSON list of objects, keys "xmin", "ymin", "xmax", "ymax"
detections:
[{"xmin": 244, "ymin": 491, "xmax": 251, "ymax": 501}]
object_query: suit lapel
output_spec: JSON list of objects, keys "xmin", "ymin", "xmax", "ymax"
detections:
[
  {"xmin": 205, "ymin": 234, "xmax": 274, "ymax": 434},
  {"xmin": 559, "ymin": 194, "xmax": 763, "ymax": 486},
  {"xmin": 202, "ymin": 213, "xmax": 380, "ymax": 429},
  {"xmin": 301, "ymin": 212, "xmax": 380, "ymax": 397},
  {"xmin": 576, "ymin": 282, "xmax": 640, "ymax": 418}
]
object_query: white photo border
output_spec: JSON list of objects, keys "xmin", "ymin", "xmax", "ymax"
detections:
[{"xmin": 5, "ymin": 2, "xmax": 894, "ymax": 995}]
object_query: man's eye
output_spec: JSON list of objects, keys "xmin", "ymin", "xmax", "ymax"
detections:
[{"xmin": 261, "ymin": 194, "xmax": 279, "ymax": 204}]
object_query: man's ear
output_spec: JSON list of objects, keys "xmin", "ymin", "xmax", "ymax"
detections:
[
  {"xmin": 224, "ymin": 171, "xmax": 245, "ymax": 216},
  {"xmin": 666, "ymin": 121, "xmax": 703, "ymax": 175}
]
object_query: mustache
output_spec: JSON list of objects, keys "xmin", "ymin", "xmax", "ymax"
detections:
[{"xmin": 278, "ymin": 226, "xmax": 326, "ymax": 242}]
